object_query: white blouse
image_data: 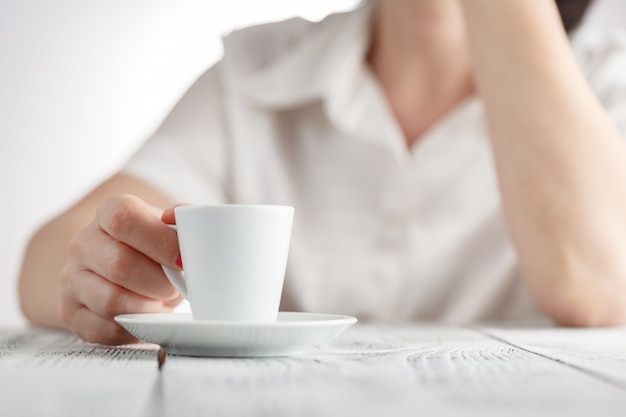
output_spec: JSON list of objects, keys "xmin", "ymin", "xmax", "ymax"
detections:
[{"xmin": 123, "ymin": 3, "xmax": 626, "ymax": 324}]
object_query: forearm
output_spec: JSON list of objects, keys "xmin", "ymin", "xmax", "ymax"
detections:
[
  {"xmin": 460, "ymin": 0, "xmax": 626, "ymax": 325},
  {"xmin": 18, "ymin": 215, "xmax": 85, "ymax": 329}
]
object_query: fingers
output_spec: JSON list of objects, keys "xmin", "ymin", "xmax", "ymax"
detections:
[
  {"xmin": 60, "ymin": 195, "xmax": 189, "ymax": 346},
  {"xmin": 67, "ymin": 269, "xmax": 163, "ymax": 318},
  {"xmin": 61, "ymin": 269, "xmax": 169, "ymax": 345},
  {"xmin": 161, "ymin": 203, "xmax": 191, "ymax": 225},
  {"xmin": 163, "ymin": 295, "xmax": 185, "ymax": 310},
  {"xmin": 60, "ymin": 270, "xmax": 183, "ymax": 346},
  {"xmin": 97, "ymin": 195, "xmax": 181, "ymax": 270},
  {"xmin": 64, "ymin": 304, "xmax": 140, "ymax": 346},
  {"xmin": 161, "ymin": 206, "xmax": 176, "ymax": 225},
  {"xmin": 70, "ymin": 227, "xmax": 178, "ymax": 300}
]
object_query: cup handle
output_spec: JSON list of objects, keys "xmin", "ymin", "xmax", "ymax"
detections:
[
  {"xmin": 162, "ymin": 265, "xmax": 188, "ymax": 300},
  {"xmin": 161, "ymin": 225, "xmax": 189, "ymax": 300}
]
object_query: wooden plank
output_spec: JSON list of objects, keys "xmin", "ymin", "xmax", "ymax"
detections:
[
  {"xmin": 479, "ymin": 326, "xmax": 626, "ymax": 389},
  {"xmin": 0, "ymin": 329, "xmax": 160, "ymax": 416},
  {"xmin": 2, "ymin": 325, "xmax": 626, "ymax": 416},
  {"xmin": 147, "ymin": 325, "xmax": 626, "ymax": 417}
]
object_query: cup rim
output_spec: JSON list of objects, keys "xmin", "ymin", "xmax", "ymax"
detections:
[{"xmin": 173, "ymin": 204, "xmax": 294, "ymax": 213}]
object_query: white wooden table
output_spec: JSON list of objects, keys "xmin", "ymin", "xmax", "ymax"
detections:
[{"xmin": 2, "ymin": 324, "xmax": 626, "ymax": 416}]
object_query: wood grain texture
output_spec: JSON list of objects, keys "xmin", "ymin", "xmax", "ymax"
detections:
[
  {"xmin": 480, "ymin": 326, "xmax": 626, "ymax": 389},
  {"xmin": 2, "ymin": 325, "xmax": 626, "ymax": 416}
]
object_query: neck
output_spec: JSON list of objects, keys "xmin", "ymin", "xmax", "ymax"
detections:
[{"xmin": 367, "ymin": 0, "xmax": 474, "ymax": 146}]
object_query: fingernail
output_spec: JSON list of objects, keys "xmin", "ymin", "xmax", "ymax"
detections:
[{"xmin": 175, "ymin": 254, "xmax": 183, "ymax": 268}]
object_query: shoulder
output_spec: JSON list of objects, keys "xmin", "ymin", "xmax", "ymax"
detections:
[
  {"xmin": 218, "ymin": 12, "xmax": 347, "ymax": 78},
  {"xmin": 211, "ymin": 7, "xmax": 363, "ymax": 105},
  {"xmin": 220, "ymin": 17, "xmax": 314, "ymax": 75},
  {"xmin": 160, "ymin": 16, "xmax": 325, "ymax": 117}
]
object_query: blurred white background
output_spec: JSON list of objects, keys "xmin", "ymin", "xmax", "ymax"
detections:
[{"xmin": 0, "ymin": 0, "xmax": 624, "ymax": 327}]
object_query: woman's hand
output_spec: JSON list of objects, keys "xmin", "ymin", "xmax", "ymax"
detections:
[{"xmin": 59, "ymin": 194, "xmax": 183, "ymax": 345}]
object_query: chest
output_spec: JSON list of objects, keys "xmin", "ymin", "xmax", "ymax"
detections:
[{"xmin": 220, "ymin": 100, "xmax": 528, "ymax": 321}]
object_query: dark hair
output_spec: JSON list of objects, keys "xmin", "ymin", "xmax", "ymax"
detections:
[{"xmin": 556, "ymin": 0, "xmax": 594, "ymax": 32}]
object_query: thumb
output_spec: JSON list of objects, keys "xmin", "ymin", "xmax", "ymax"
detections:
[{"xmin": 161, "ymin": 203, "xmax": 191, "ymax": 225}]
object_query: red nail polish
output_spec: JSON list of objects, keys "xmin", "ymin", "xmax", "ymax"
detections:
[{"xmin": 175, "ymin": 254, "xmax": 183, "ymax": 268}]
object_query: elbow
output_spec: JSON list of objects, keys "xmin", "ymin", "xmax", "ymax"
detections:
[
  {"xmin": 537, "ymin": 274, "xmax": 626, "ymax": 327},
  {"xmin": 548, "ymin": 301, "xmax": 626, "ymax": 328}
]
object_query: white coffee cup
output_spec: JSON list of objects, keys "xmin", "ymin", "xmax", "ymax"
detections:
[{"xmin": 161, "ymin": 204, "xmax": 294, "ymax": 322}]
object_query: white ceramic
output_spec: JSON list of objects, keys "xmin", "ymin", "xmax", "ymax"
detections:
[
  {"xmin": 114, "ymin": 312, "xmax": 357, "ymax": 357},
  {"xmin": 162, "ymin": 205, "xmax": 293, "ymax": 322}
]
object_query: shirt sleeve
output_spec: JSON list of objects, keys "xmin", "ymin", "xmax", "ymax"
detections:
[{"xmin": 121, "ymin": 64, "xmax": 230, "ymax": 205}]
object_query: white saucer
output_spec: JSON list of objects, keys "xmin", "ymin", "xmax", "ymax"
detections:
[{"xmin": 114, "ymin": 312, "xmax": 357, "ymax": 357}]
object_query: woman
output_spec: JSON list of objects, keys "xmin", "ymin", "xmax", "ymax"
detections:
[{"xmin": 18, "ymin": 0, "xmax": 626, "ymax": 344}]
